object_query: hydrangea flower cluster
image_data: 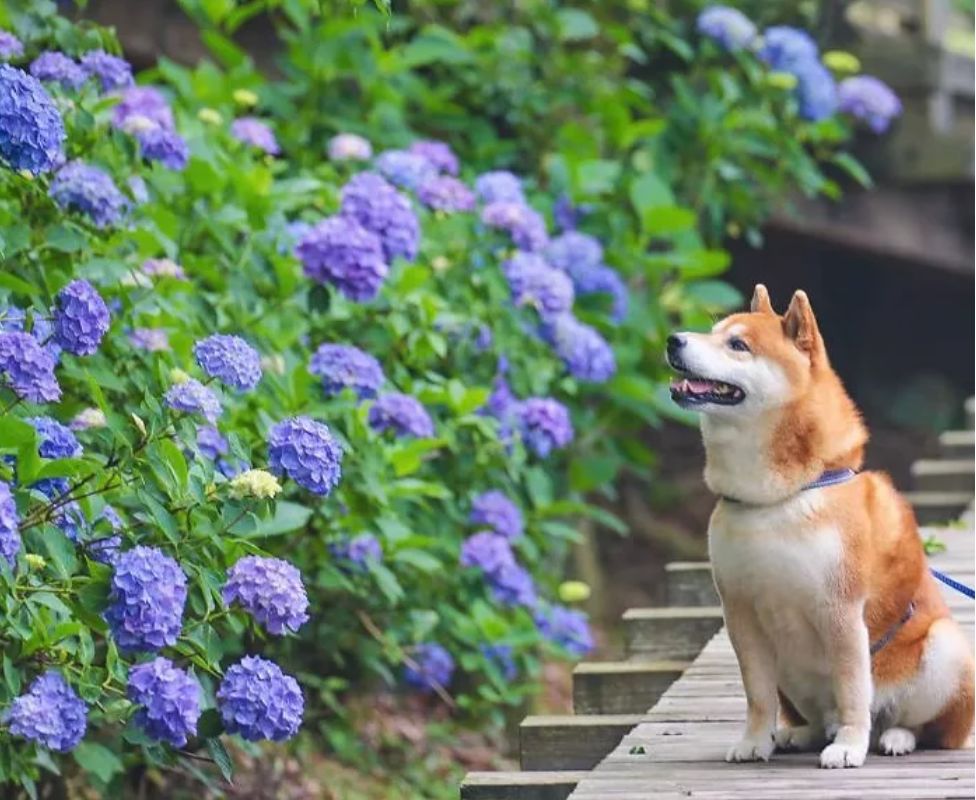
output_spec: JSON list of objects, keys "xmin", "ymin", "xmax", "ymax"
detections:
[
  {"xmin": 28, "ymin": 415, "xmax": 82, "ymax": 460},
  {"xmin": 0, "ymin": 65, "xmax": 66, "ymax": 174},
  {"xmin": 49, "ymin": 161, "xmax": 129, "ymax": 228},
  {"xmin": 328, "ymin": 132, "xmax": 372, "ymax": 162},
  {"xmin": 480, "ymin": 644, "xmax": 517, "ymax": 681},
  {"xmin": 543, "ymin": 314, "xmax": 616, "ymax": 383},
  {"xmin": 309, "ymin": 343, "xmax": 385, "ymax": 398},
  {"xmin": 488, "ymin": 561, "xmax": 537, "ymax": 606},
  {"xmin": 482, "ymin": 201, "xmax": 548, "ymax": 251},
  {"xmin": 504, "ymin": 253, "xmax": 574, "ymax": 317},
  {"xmin": 141, "ymin": 257, "xmax": 186, "ymax": 280},
  {"xmin": 29, "ymin": 52, "xmax": 85, "ymax": 90},
  {"xmin": 70, "ymin": 407, "xmax": 107, "ymax": 430},
  {"xmin": 409, "ymin": 139, "xmax": 460, "ymax": 175},
  {"xmin": 340, "ymin": 172, "xmax": 420, "ymax": 263},
  {"xmin": 793, "ymin": 59, "xmax": 838, "ymax": 121},
  {"xmin": 460, "ymin": 531, "xmax": 536, "ymax": 608},
  {"xmin": 697, "ymin": 6, "xmax": 757, "ymax": 51},
  {"xmin": 329, "ymin": 533, "xmax": 382, "ymax": 571},
  {"xmin": 544, "ymin": 231, "xmax": 629, "ymax": 322},
  {"xmin": 0, "ymin": 480, "xmax": 20, "ymax": 566},
  {"xmin": 475, "ymin": 170, "xmax": 524, "ymax": 204},
  {"xmin": 0, "ymin": 331, "xmax": 60, "ymax": 402},
  {"xmin": 403, "ymin": 643, "xmax": 455, "ymax": 692},
  {"xmin": 368, "ymin": 392, "xmax": 435, "ymax": 439},
  {"xmin": 470, "ymin": 490, "xmax": 524, "ymax": 541},
  {"xmin": 222, "ymin": 556, "xmax": 309, "ymax": 635},
  {"xmin": 296, "ymin": 216, "xmax": 389, "ymax": 302},
  {"xmin": 228, "ymin": 469, "xmax": 281, "ymax": 499},
  {"xmin": 52, "ymin": 280, "xmax": 110, "ymax": 356},
  {"xmin": 838, "ymin": 75, "xmax": 902, "ymax": 133},
  {"xmin": 534, "ymin": 605, "xmax": 594, "ymax": 657},
  {"xmin": 164, "ymin": 378, "xmax": 222, "ymax": 423},
  {"xmin": 195, "ymin": 425, "xmax": 228, "ymax": 460},
  {"xmin": 136, "ymin": 126, "xmax": 189, "ymax": 170},
  {"xmin": 759, "ymin": 26, "xmax": 818, "ymax": 73},
  {"xmin": 79, "ymin": 50, "xmax": 133, "ymax": 92},
  {"xmin": 104, "ymin": 546, "xmax": 187, "ymax": 652},
  {"xmin": 217, "ymin": 656, "xmax": 303, "ymax": 741},
  {"xmin": 267, "ymin": 417, "xmax": 343, "ymax": 496},
  {"xmin": 375, "ymin": 149, "xmax": 437, "ymax": 191},
  {"xmin": 417, "ymin": 175, "xmax": 476, "ymax": 213},
  {"xmin": 4, "ymin": 672, "xmax": 87, "ymax": 752},
  {"xmin": 127, "ymin": 658, "xmax": 201, "ymax": 747},
  {"xmin": 129, "ymin": 327, "xmax": 170, "ymax": 352},
  {"xmin": 194, "ymin": 334, "xmax": 262, "ymax": 392},
  {"xmin": 112, "ymin": 86, "xmax": 175, "ymax": 131},
  {"xmin": 0, "ymin": 31, "xmax": 23, "ymax": 61},
  {"xmin": 515, "ymin": 397, "xmax": 574, "ymax": 458},
  {"xmin": 231, "ymin": 117, "xmax": 280, "ymax": 155}
]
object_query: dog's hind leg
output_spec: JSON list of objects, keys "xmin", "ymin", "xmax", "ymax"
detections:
[
  {"xmin": 918, "ymin": 661, "xmax": 975, "ymax": 750},
  {"xmin": 774, "ymin": 690, "xmax": 825, "ymax": 752}
]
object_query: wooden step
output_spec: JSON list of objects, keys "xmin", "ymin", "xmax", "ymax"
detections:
[
  {"xmin": 623, "ymin": 606, "xmax": 724, "ymax": 661},
  {"xmin": 665, "ymin": 561, "xmax": 719, "ymax": 606},
  {"xmin": 911, "ymin": 459, "xmax": 975, "ymax": 493},
  {"xmin": 519, "ymin": 715, "xmax": 642, "ymax": 771},
  {"xmin": 460, "ymin": 771, "xmax": 585, "ymax": 800},
  {"xmin": 906, "ymin": 491, "xmax": 973, "ymax": 524},
  {"xmin": 572, "ymin": 660, "xmax": 688, "ymax": 715},
  {"xmin": 939, "ymin": 430, "xmax": 975, "ymax": 460}
]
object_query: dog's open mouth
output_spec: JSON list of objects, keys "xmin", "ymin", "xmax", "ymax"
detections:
[{"xmin": 669, "ymin": 372, "xmax": 745, "ymax": 406}]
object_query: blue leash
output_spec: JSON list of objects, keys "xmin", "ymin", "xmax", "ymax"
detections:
[{"xmin": 930, "ymin": 568, "xmax": 976, "ymax": 599}]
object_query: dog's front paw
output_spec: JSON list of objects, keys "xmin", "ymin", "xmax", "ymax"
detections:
[
  {"xmin": 878, "ymin": 727, "xmax": 916, "ymax": 756},
  {"xmin": 774, "ymin": 725, "xmax": 822, "ymax": 752},
  {"xmin": 819, "ymin": 741, "xmax": 867, "ymax": 769},
  {"xmin": 726, "ymin": 734, "xmax": 775, "ymax": 763}
]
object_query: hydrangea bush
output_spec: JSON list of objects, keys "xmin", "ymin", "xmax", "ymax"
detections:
[{"xmin": 0, "ymin": 0, "xmax": 898, "ymax": 793}]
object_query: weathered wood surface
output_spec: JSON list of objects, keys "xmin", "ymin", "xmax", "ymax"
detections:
[
  {"xmin": 939, "ymin": 430, "xmax": 975, "ymax": 460},
  {"xmin": 623, "ymin": 606, "xmax": 724, "ymax": 662},
  {"xmin": 569, "ymin": 524, "xmax": 976, "ymax": 799},
  {"xmin": 910, "ymin": 459, "xmax": 976, "ymax": 492},
  {"xmin": 665, "ymin": 562, "xmax": 720, "ymax": 607},
  {"xmin": 573, "ymin": 660, "xmax": 689, "ymax": 715},
  {"xmin": 460, "ymin": 771, "xmax": 587, "ymax": 800}
]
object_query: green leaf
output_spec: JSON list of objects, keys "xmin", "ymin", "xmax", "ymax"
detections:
[
  {"xmin": 644, "ymin": 205, "xmax": 697, "ymax": 235},
  {"xmin": 393, "ymin": 548, "xmax": 441, "ymax": 573},
  {"xmin": 45, "ymin": 224, "xmax": 87, "ymax": 253},
  {"xmin": 400, "ymin": 25, "xmax": 473, "ymax": 68},
  {"xmin": 556, "ymin": 8, "xmax": 599, "ymax": 41},
  {"xmin": 251, "ymin": 501, "xmax": 313, "ymax": 537},
  {"xmin": 197, "ymin": 708, "xmax": 223, "ymax": 738},
  {"xmin": 206, "ymin": 738, "xmax": 234, "ymax": 783},
  {"xmin": 831, "ymin": 152, "xmax": 873, "ymax": 188},
  {"xmin": 73, "ymin": 742, "xmax": 123, "ymax": 784}
]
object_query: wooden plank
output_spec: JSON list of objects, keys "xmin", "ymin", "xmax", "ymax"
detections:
[
  {"xmin": 665, "ymin": 562, "xmax": 719, "ymax": 607},
  {"xmin": 573, "ymin": 660, "xmax": 688, "ymax": 715},
  {"xmin": 520, "ymin": 715, "xmax": 643, "ymax": 771},
  {"xmin": 460, "ymin": 771, "xmax": 586, "ymax": 800},
  {"xmin": 623, "ymin": 606, "xmax": 725, "ymax": 662},
  {"xmin": 905, "ymin": 491, "xmax": 972, "ymax": 523},
  {"xmin": 939, "ymin": 430, "xmax": 974, "ymax": 460},
  {"xmin": 911, "ymin": 459, "xmax": 975, "ymax": 492}
]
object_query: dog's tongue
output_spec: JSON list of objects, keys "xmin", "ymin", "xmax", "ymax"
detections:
[{"xmin": 686, "ymin": 379, "xmax": 714, "ymax": 393}]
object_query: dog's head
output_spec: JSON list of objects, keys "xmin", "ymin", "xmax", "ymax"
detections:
[{"xmin": 667, "ymin": 284, "xmax": 826, "ymax": 417}]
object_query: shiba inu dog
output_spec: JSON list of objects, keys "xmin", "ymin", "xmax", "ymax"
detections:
[{"xmin": 667, "ymin": 284, "xmax": 974, "ymax": 769}]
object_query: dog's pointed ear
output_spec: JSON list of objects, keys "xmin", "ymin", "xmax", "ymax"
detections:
[
  {"xmin": 783, "ymin": 290, "xmax": 822, "ymax": 354},
  {"xmin": 750, "ymin": 284, "xmax": 774, "ymax": 315}
]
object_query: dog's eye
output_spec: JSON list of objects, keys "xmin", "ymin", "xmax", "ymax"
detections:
[{"xmin": 728, "ymin": 337, "xmax": 750, "ymax": 353}]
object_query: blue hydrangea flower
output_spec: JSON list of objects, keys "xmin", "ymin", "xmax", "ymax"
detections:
[
  {"xmin": 128, "ymin": 175, "xmax": 149, "ymax": 204},
  {"xmin": 4, "ymin": 672, "xmax": 87, "ymax": 752},
  {"xmin": 309, "ymin": 343, "xmax": 384, "ymax": 398},
  {"xmin": 403, "ymin": 643, "xmax": 454, "ymax": 692},
  {"xmin": 470, "ymin": 490, "xmax": 524, "ymax": 540},
  {"xmin": 329, "ymin": 533, "xmax": 382, "ymax": 571},
  {"xmin": 697, "ymin": 6, "xmax": 757, "ymax": 51},
  {"xmin": 53, "ymin": 279, "xmax": 110, "ymax": 356},
  {"xmin": 838, "ymin": 75, "xmax": 902, "ymax": 133},
  {"xmin": 481, "ymin": 644, "xmax": 517, "ymax": 681},
  {"xmin": 30, "ymin": 315, "xmax": 62, "ymax": 361},
  {"xmin": 0, "ymin": 331, "xmax": 60, "ymax": 402},
  {"xmin": 50, "ymin": 161, "xmax": 129, "ymax": 228},
  {"xmin": 572, "ymin": 264, "xmax": 628, "ymax": 323},
  {"xmin": 29, "ymin": 52, "xmax": 85, "ymax": 90},
  {"xmin": 543, "ymin": 314, "xmax": 616, "ymax": 383},
  {"xmin": 0, "ymin": 64, "xmax": 66, "ymax": 174},
  {"xmin": 87, "ymin": 505, "xmax": 122, "ymax": 565},
  {"xmin": 136, "ymin": 126, "xmax": 189, "ymax": 170},
  {"xmin": 417, "ymin": 175, "xmax": 475, "ymax": 213},
  {"xmin": 375, "ymin": 149, "xmax": 437, "ymax": 191},
  {"xmin": 515, "ymin": 397, "xmax": 573, "ymax": 458},
  {"xmin": 794, "ymin": 60, "xmax": 838, "ymax": 121},
  {"xmin": 217, "ymin": 656, "xmax": 303, "ymax": 742},
  {"xmin": 409, "ymin": 139, "xmax": 460, "ymax": 175},
  {"xmin": 280, "ymin": 220, "xmax": 312, "ymax": 256},
  {"xmin": 340, "ymin": 172, "xmax": 421, "ymax": 263},
  {"xmin": 504, "ymin": 253, "xmax": 574, "ymax": 317},
  {"xmin": 105, "ymin": 545, "xmax": 187, "ymax": 652},
  {"xmin": 545, "ymin": 231, "xmax": 603, "ymax": 275},
  {"xmin": 231, "ymin": 117, "xmax": 280, "ymax": 155},
  {"xmin": 0, "ymin": 480, "xmax": 20, "ymax": 566},
  {"xmin": 267, "ymin": 417, "xmax": 343, "ymax": 496},
  {"xmin": 194, "ymin": 334, "xmax": 262, "ymax": 392},
  {"xmin": 475, "ymin": 171, "xmax": 524, "ymax": 204},
  {"xmin": 553, "ymin": 194, "xmax": 589, "ymax": 232},
  {"xmin": 488, "ymin": 562, "xmax": 537, "ymax": 607},
  {"xmin": 195, "ymin": 425, "xmax": 228, "ymax": 460},
  {"xmin": 759, "ymin": 26, "xmax": 818, "ymax": 74},
  {"xmin": 27, "ymin": 415, "xmax": 82, "ymax": 460},
  {"xmin": 127, "ymin": 657, "xmax": 201, "ymax": 747},
  {"xmin": 129, "ymin": 327, "xmax": 170, "ymax": 352},
  {"xmin": 223, "ymin": 556, "xmax": 309, "ymax": 635},
  {"xmin": 164, "ymin": 379, "xmax": 222, "ymax": 423},
  {"xmin": 534, "ymin": 605, "xmax": 594, "ymax": 657},
  {"xmin": 79, "ymin": 50, "xmax": 133, "ymax": 92},
  {"xmin": 0, "ymin": 31, "xmax": 23, "ymax": 61},
  {"xmin": 328, "ymin": 132, "xmax": 372, "ymax": 162},
  {"xmin": 460, "ymin": 531, "xmax": 515, "ymax": 574},
  {"xmin": 482, "ymin": 201, "xmax": 549, "ymax": 251},
  {"xmin": 112, "ymin": 86, "xmax": 174, "ymax": 131},
  {"xmin": 296, "ymin": 216, "xmax": 389, "ymax": 302},
  {"xmin": 368, "ymin": 393, "xmax": 435, "ymax": 439}
]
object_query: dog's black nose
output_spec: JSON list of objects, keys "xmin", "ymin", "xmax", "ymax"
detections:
[{"xmin": 666, "ymin": 334, "xmax": 686, "ymax": 357}]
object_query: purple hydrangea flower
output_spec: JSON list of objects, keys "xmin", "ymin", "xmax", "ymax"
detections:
[
  {"xmin": 27, "ymin": 415, "xmax": 82, "ymax": 459},
  {"xmin": 4, "ymin": 672, "xmax": 87, "ymax": 752},
  {"xmin": 481, "ymin": 644, "xmax": 517, "ymax": 681},
  {"xmin": 475, "ymin": 171, "xmax": 524, "ymax": 204},
  {"xmin": 231, "ymin": 117, "xmax": 280, "ymax": 155},
  {"xmin": 195, "ymin": 425, "xmax": 228, "ymax": 460},
  {"xmin": 217, "ymin": 656, "xmax": 303, "ymax": 742},
  {"xmin": 403, "ymin": 643, "xmax": 454, "ymax": 692},
  {"xmin": 697, "ymin": 6, "xmax": 757, "ymax": 51},
  {"xmin": 141, "ymin": 258, "xmax": 186, "ymax": 280},
  {"xmin": 0, "ymin": 480, "xmax": 20, "ymax": 566},
  {"xmin": 127, "ymin": 657, "xmax": 201, "ymax": 747},
  {"xmin": 0, "ymin": 332, "xmax": 60, "ymax": 402},
  {"xmin": 80, "ymin": 50, "xmax": 133, "ymax": 92},
  {"xmin": 460, "ymin": 531, "xmax": 515, "ymax": 574},
  {"xmin": 90, "ymin": 505, "xmax": 123, "ymax": 563},
  {"xmin": 267, "ymin": 416, "xmax": 343, "ymax": 496},
  {"xmin": 375, "ymin": 149, "xmax": 437, "ymax": 191},
  {"xmin": 49, "ymin": 161, "xmax": 128, "ymax": 228},
  {"xmin": 504, "ymin": 253, "xmax": 574, "ymax": 317},
  {"xmin": 105, "ymin": 545, "xmax": 187, "ymax": 652},
  {"xmin": 838, "ymin": 75, "xmax": 902, "ymax": 133},
  {"xmin": 136, "ymin": 126, "xmax": 189, "ymax": 170},
  {"xmin": 534, "ymin": 605, "xmax": 594, "ymax": 657},
  {"xmin": 128, "ymin": 175, "xmax": 149, "ymax": 204},
  {"xmin": 329, "ymin": 533, "xmax": 383, "ymax": 571},
  {"xmin": 30, "ymin": 315, "xmax": 62, "ymax": 361},
  {"xmin": 759, "ymin": 26, "xmax": 818, "ymax": 74},
  {"xmin": 309, "ymin": 343, "xmax": 385, "ymax": 398},
  {"xmin": 409, "ymin": 139, "xmax": 459, "ymax": 175},
  {"xmin": 488, "ymin": 562, "xmax": 537, "ymax": 607},
  {"xmin": 474, "ymin": 324, "xmax": 493, "ymax": 351},
  {"xmin": 52, "ymin": 279, "xmax": 110, "ymax": 356},
  {"xmin": 368, "ymin": 393, "xmax": 435, "ymax": 439},
  {"xmin": 545, "ymin": 231, "xmax": 603, "ymax": 274},
  {"xmin": 327, "ymin": 133, "xmax": 372, "ymax": 162},
  {"xmin": 544, "ymin": 315, "xmax": 616, "ymax": 383},
  {"xmin": 164, "ymin": 379, "xmax": 222, "ymax": 423},
  {"xmin": 470, "ymin": 491, "xmax": 524, "ymax": 540},
  {"xmin": 482, "ymin": 201, "xmax": 548, "ymax": 251},
  {"xmin": 794, "ymin": 60, "xmax": 838, "ymax": 121},
  {"xmin": 572, "ymin": 264, "xmax": 628, "ymax": 323},
  {"xmin": 194, "ymin": 334, "xmax": 262, "ymax": 392},
  {"xmin": 129, "ymin": 327, "xmax": 170, "ymax": 352},
  {"xmin": 0, "ymin": 65, "xmax": 66, "ymax": 174},
  {"xmin": 0, "ymin": 31, "xmax": 23, "ymax": 61},
  {"xmin": 417, "ymin": 175, "xmax": 476, "ymax": 213},
  {"xmin": 515, "ymin": 397, "xmax": 573, "ymax": 458},
  {"xmin": 223, "ymin": 556, "xmax": 309, "ymax": 635},
  {"xmin": 29, "ymin": 52, "xmax": 85, "ymax": 90},
  {"xmin": 553, "ymin": 194, "xmax": 588, "ymax": 232},
  {"xmin": 296, "ymin": 216, "xmax": 389, "ymax": 302},
  {"xmin": 340, "ymin": 172, "xmax": 421, "ymax": 263},
  {"xmin": 112, "ymin": 86, "xmax": 174, "ymax": 131}
]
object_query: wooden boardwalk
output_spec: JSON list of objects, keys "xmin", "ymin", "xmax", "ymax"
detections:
[{"xmin": 568, "ymin": 522, "xmax": 976, "ymax": 799}]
